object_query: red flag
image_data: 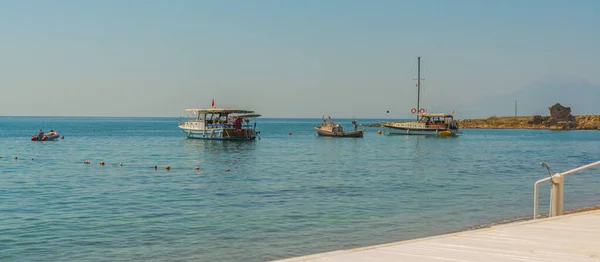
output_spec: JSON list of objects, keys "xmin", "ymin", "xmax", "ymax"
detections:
[{"xmin": 212, "ymin": 99, "xmax": 214, "ymax": 107}]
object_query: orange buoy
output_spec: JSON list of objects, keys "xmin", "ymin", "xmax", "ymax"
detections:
[{"xmin": 195, "ymin": 167, "xmax": 200, "ymax": 171}]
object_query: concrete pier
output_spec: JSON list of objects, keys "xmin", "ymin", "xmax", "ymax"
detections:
[{"xmin": 274, "ymin": 210, "xmax": 600, "ymax": 262}]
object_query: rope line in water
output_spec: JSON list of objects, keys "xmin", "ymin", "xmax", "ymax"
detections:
[{"xmin": 1, "ymin": 156, "xmax": 231, "ymax": 172}]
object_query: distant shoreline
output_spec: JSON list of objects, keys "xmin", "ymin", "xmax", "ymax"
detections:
[{"xmin": 457, "ymin": 115, "xmax": 600, "ymax": 130}]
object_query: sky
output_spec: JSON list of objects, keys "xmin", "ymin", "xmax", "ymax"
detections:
[{"xmin": 0, "ymin": 0, "xmax": 598, "ymax": 118}]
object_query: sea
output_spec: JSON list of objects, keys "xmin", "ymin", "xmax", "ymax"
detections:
[{"xmin": 1, "ymin": 116, "xmax": 600, "ymax": 262}]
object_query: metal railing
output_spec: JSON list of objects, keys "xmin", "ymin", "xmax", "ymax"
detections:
[{"xmin": 533, "ymin": 160, "xmax": 600, "ymax": 219}]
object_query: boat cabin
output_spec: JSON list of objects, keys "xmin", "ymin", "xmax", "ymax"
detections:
[
  {"xmin": 319, "ymin": 119, "xmax": 344, "ymax": 132},
  {"xmin": 183, "ymin": 108, "xmax": 259, "ymax": 129},
  {"xmin": 418, "ymin": 113, "xmax": 455, "ymax": 129}
]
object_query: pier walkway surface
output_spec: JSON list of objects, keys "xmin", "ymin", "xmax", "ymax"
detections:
[{"xmin": 274, "ymin": 210, "xmax": 600, "ymax": 262}]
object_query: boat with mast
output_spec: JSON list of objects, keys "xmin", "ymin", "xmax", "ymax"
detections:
[{"xmin": 381, "ymin": 57, "xmax": 459, "ymax": 137}]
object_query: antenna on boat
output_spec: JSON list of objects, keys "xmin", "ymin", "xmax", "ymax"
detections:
[{"xmin": 413, "ymin": 57, "xmax": 425, "ymax": 121}]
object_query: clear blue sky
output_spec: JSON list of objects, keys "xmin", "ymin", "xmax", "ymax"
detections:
[{"xmin": 1, "ymin": 0, "xmax": 598, "ymax": 118}]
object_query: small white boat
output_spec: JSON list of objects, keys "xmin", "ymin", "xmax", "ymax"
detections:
[{"xmin": 178, "ymin": 108, "xmax": 260, "ymax": 141}]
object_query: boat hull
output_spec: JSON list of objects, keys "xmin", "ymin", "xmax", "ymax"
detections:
[
  {"xmin": 315, "ymin": 127, "xmax": 364, "ymax": 138},
  {"xmin": 180, "ymin": 127, "xmax": 257, "ymax": 141},
  {"xmin": 384, "ymin": 126, "xmax": 457, "ymax": 136}
]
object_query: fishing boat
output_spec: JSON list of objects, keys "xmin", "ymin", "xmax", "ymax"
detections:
[
  {"xmin": 382, "ymin": 57, "xmax": 459, "ymax": 136},
  {"xmin": 178, "ymin": 108, "xmax": 261, "ymax": 141},
  {"xmin": 315, "ymin": 117, "xmax": 364, "ymax": 138}
]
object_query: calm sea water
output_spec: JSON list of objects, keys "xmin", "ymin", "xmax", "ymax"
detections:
[{"xmin": 1, "ymin": 117, "xmax": 600, "ymax": 261}]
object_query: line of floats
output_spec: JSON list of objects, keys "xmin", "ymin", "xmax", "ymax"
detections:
[
  {"xmin": 83, "ymin": 161, "xmax": 230, "ymax": 172},
  {"xmin": 3, "ymin": 157, "xmax": 231, "ymax": 172}
]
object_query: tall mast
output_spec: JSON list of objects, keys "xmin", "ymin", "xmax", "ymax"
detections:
[{"xmin": 417, "ymin": 56, "xmax": 421, "ymax": 120}]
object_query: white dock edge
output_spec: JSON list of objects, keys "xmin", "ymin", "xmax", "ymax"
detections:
[{"xmin": 273, "ymin": 210, "xmax": 600, "ymax": 262}]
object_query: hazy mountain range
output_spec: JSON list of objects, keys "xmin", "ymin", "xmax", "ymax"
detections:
[{"xmin": 455, "ymin": 76, "xmax": 600, "ymax": 118}]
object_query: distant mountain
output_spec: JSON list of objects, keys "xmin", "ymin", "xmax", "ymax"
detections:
[{"xmin": 458, "ymin": 76, "xmax": 600, "ymax": 118}]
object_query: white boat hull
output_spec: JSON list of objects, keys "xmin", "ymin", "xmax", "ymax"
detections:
[
  {"xmin": 179, "ymin": 123, "xmax": 257, "ymax": 141},
  {"xmin": 383, "ymin": 121, "xmax": 458, "ymax": 136},
  {"xmin": 385, "ymin": 127, "xmax": 457, "ymax": 136}
]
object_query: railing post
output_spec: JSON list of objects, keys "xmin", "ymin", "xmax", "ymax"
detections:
[
  {"xmin": 533, "ymin": 183, "xmax": 539, "ymax": 219},
  {"xmin": 535, "ymin": 161, "xmax": 600, "ymax": 219},
  {"xmin": 550, "ymin": 174, "xmax": 564, "ymax": 217}
]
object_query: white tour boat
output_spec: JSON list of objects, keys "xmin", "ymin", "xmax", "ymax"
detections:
[{"xmin": 178, "ymin": 108, "xmax": 261, "ymax": 141}]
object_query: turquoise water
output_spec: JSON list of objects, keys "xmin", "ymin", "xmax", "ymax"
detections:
[{"xmin": 1, "ymin": 117, "xmax": 600, "ymax": 261}]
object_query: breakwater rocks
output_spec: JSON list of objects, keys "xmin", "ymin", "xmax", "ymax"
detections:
[
  {"xmin": 458, "ymin": 115, "xmax": 600, "ymax": 130},
  {"xmin": 458, "ymin": 103, "xmax": 600, "ymax": 130}
]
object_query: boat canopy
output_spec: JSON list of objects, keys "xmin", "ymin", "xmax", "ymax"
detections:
[
  {"xmin": 237, "ymin": 113, "xmax": 262, "ymax": 118},
  {"xmin": 419, "ymin": 113, "xmax": 454, "ymax": 118},
  {"xmin": 184, "ymin": 108, "xmax": 256, "ymax": 114}
]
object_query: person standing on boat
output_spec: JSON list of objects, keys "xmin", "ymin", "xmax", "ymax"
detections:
[
  {"xmin": 37, "ymin": 129, "xmax": 44, "ymax": 140},
  {"xmin": 234, "ymin": 117, "xmax": 242, "ymax": 130}
]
